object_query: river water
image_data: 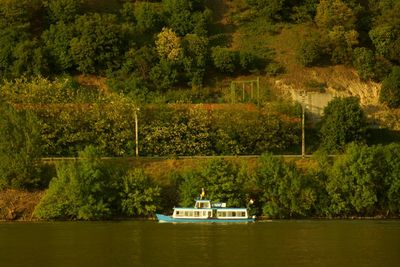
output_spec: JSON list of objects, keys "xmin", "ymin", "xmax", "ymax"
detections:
[{"xmin": 0, "ymin": 220, "xmax": 399, "ymax": 267}]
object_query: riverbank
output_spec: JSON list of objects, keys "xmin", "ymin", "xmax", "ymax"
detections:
[
  {"xmin": 0, "ymin": 189, "xmax": 44, "ymax": 221},
  {"xmin": 1, "ymin": 189, "xmax": 398, "ymax": 222}
]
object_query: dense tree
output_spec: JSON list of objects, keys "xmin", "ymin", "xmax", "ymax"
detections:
[
  {"xmin": 379, "ymin": 66, "xmax": 400, "ymax": 108},
  {"xmin": 42, "ymin": 0, "xmax": 83, "ymax": 23},
  {"xmin": 0, "ymin": 101, "xmax": 43, "ymax": 189},
  {"xmin": 182, "ymin": 34, "xmax": 208, "ymax": 87},
  {"xmin": 155, "ymin": 27, "xmax": 182, "ymax": 61},
  {"xmin": 369, "ymin": 1, "xmax": 400, "ymax": 63},
  {"xmin": 33, "ymin": 146, "xmax": 119, "ymax": 220},
  {"xmin": 246, "ymin": 0, "xmax": 285, "ymax": 20},
  {"xmin": 211, "ymin": 46, "xmax": 237, "ymax": 74},
  {"xmin": 382, "ymin": 143, "xmax": 400, "ymax": 214},
  {"xmin": 10, "ymin": 39, "xmax": 48, "ymax": 77},
  {"xmin": 297, "ymin": 34, "xmax": 325, "ymax": 67},
  {"xmin": 162, "ymin": 0, "xmax": 209, "ymax": 36},
  {"xmin": 120, "ymin": 169, "xmax": 161, "ymax": 217},
  {"xmin": 134, "ymin": 1, "xmax": 163, "ymax": 33},
  {"xmin": 70, "ymin": 13, "xmax": 123, "ymax": 73},
  {"xmin": 326, "ymin": 144, "xmax": 385, "ymax": 216},
  {"xmin": 201, "ymin": 159, "xmax": 246, "ymax": 207},
  {"xmin": 319, "ymin": 97, "xmax": 366, "ymax": 153},
  {"xmin": 315, "ymin": 0, "xmax": 356, "ymax": 30},
  {"xmin": 255, "ymin": 153, "xmax": 316, "ymax": 218},
  {"xmin": 353, "ymin": 47, "xmax": 376, "ymax": 80},
  {"xmin": 41, "ymin": 21, "xmax": 75, "ymax": 72}
]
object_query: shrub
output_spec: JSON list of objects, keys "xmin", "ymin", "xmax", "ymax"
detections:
[
  {"xmin": 0, "ymin": 101, "xmax": 43, "ymax": 189},
  {"xmin": 353, "ymin": 47, "xmax": 375, "ymax": 81},
  {"xmin": 34, "ymin": 146, "xmax": 119, "ymax": 220},
  {"xmin": 380, "ymin": 66, "xmax": 400, "ymax": 108},
  {"xmin": 297, "ymin": 36, "xmax": 324, "ymax": 67},
  {"xmin": 211, "ymin": 46, "xmax": 237, "ymax": 74},
  {"xmin": 70, "ymin": 13, "xmax": 123, "ymax": 73},
  {"xmin": 119, "ymin": 169, "xmax": 161, "ymax": 217},
  {"xmin": 255, "ymin": 153, "xmax": 316, "ymax": 218},
  {"xmin": 319, "ymin": 97, "xmax": 366, "ymax": 153}
]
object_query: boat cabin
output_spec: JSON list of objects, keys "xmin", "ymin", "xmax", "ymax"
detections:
[
  {"xmin": 194, "ymin": 200, "xmax": 211, "ymax": 209},
  {"xmin": 216, "ymin": 209, "xmax": 248, "ymax": 219}
]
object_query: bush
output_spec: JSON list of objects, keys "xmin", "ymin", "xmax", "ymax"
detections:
[
  {"xmin": 353, "ymin": 47, "xmax": 375, "ymax": 81},
  {"xmin": 42, "ymin": 0, "xmax": 83, "ymax": 23},
  {"xmin": 70, "ymin": 13, "xmax": 123, "ymax": 73},
  {"xmin": 0, "ymin": 101, "xmax": 43, "ymax": 189},
  {"xmin": 380, "ymin": 66, "xmax": 400, "ymax": 108},
  {"xmin": 297, "ymin": 36, "xmax": 324, "ymax": 67},
  {"xmin": 326, "ymin": 144, "xmax": 384, "ymax": 216},
  {"xmin": 255, "ymin": 153, "xmax": 316, "ymax": 218},
  {"xmin": 176, "ymin": 159, "xmax": 247, "ymax": 207},
  {"xmin": 120, "ymin": 169, "xmax": 161, "ymax": 217},
  {"xmin": 319, "ymin": 97, "xmax": 366, "ymax": 153},
  {"xmin": 211, "ymin": 46, "xmax": 237, "ymax": 74},
  {"xmin": 34, "ymin": 146, "xmax": 121, "ymax": 220}
]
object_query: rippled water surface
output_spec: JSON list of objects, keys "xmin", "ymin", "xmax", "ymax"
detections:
[{"xmin": 1, "ymin": 220, "xmax": 399, "ymax": 267}]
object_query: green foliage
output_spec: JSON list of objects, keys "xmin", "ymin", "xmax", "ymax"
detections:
[
  {"xmin": 178, "ymin": 170, "xmax": 205, "ymax": 207},
  {"xmin": 201, "ymin": 159, "xmax": 246, "ymax": 207},
  {"xmin": 41, "ymin": 21, "xmax": 75, "ymax": 72},
  {"xmin": 379, "ymin": 66, "xmax": 400, "ymax": 108},
  {"xmin": 297, "ymin": 35, "xmax": 324, "ymax": 67},
  {"xmin": 177, "ymin": 159, "xmax": 247, "ymax": 208},
  {"xmin": 120, "ymin": 169, "xmax": 160, "ymax": 217},
  {"xmin": 70, "ymin": 13, "xmax": 123, "ymax": 73},
  {"xmin": 352, "ymin": 47, "xmax": 376, "ymax": 81},
  {"xmin": 369, "ymin": 2, "xmax": 400, "ymax": 63},
  {"xmin": 315, "ymin": 0, "xmax": 356, "ymax": 30},
  {"xmin": 162, "ymin": 0, "xmax": 209, "ymax": 36},
  {"xmin": 140, "ymin": 105, "xmax": 300, "ymax": 156},
  {"xmin": 326, "ymin": 144, "xmax": 384, "ymax": 216},
  {"xmin": 182, "ymin": 34, "xmax": 208, "ymax": 87},
  {"xmin": 149, "ymin": 59, "xmax": 179, "ymax": 91},
  {"xmin": 0, "ymin": 0, "xmax": 32, "ymax": 30},
  {"xmin": 0, "ymin": 76, "xmax": 97, "ymax": 104},
  {"xmin": 211, "ymin": 46, "xmax": 237, "ymax": 74},
  {"xmin": 0, "ymin": 101, "xmax": 43, "ymax": 189},
  {"xmin": 34, "ymin": 146, "xmax": 119, "ymax": 220},
  {"xmin": 319, "ymin": 97, "xmax": 366, "ymax": 153},
  {"xmin": 134, "ymin": 2, "xmax": 163, "ymax": 33},
  {"xmin": 10, "ymin": 39, "xmax": 48, "ymax": 77},
  {"xmin": 42, "ymin": 0, "xmax": 83, "ymax": 23},
  {"xmin": 255, "ymin": 153, "xmax": 316, "ymax": 218},
  {"xmin": 246, "ymin": 0, "xmax": 285, "ymax": 20},
  {"xmin": 382, "ymin": 143, "xmax": 400, "ymax": 214}
]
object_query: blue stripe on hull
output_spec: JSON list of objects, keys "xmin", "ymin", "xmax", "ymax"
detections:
[{"xmin": 156, "ymin": 214, "xmax": 255, "ymax": 223}]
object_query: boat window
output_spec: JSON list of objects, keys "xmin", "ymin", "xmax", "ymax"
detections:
[
  {"xmin": 231, "ymin": 212, "xmax": 236, "ymax": 217},
  {"xmin": 194, "ymin": 211, "xmax": 200, "ymax": 217},
  {"xmin": 208, "ymin": 211, "xmax": 212, "ymax": 217},
  {"xmin": 241, "ymin": 212, "xmax": 246, "ymax": 217},
  {"xmin": 217, "ymin": 211, "xmax": 226, "ymax": 217}
]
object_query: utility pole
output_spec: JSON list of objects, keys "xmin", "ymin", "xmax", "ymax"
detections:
[
  {"xmin": 134, "ymin": 108, "xmax": 139, "ymax": 157},
  {"xmin": 301, "ymin": 92, "xmax": 306, "ymax": 158}
]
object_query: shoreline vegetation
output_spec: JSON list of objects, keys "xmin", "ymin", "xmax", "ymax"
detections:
[{"xmin": 2, "ymin": 145, "xmax": 400, "ymax": 221}]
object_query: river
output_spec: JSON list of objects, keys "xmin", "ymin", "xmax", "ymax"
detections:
[{"xmin": 0, "ymin": 220, "xmax": 399, "ymax": 267}]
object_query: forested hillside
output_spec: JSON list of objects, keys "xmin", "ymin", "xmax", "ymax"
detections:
[
  {"xmin": 1, "ymin": 1, "xmax": 400, "ymax": 220},
  {"xmin": 0, "ymin": 1, "xmax": 399, "ymax": 100}
]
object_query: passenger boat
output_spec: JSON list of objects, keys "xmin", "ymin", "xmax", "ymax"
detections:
[{"xmin": 156, "ymin": 196, "xmax": 255, "ymax": 223}]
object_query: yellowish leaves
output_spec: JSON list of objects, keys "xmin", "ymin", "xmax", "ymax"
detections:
[{"xmin": 155, "ymin": 27, "xmax": 182, "ymax": 61}]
